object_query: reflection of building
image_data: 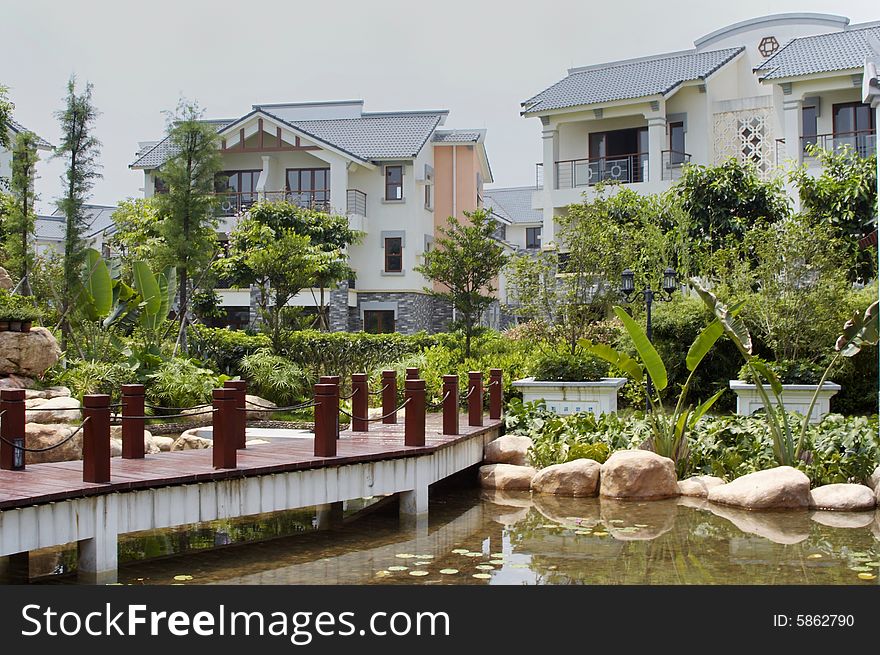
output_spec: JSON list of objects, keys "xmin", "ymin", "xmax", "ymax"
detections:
[
  {"xmin": 524, "ymin": 13, "xmax": 880, "ymax": 247},
  {"xmin": 131, "ymin": 100, "xmax": 492, "ymax": 334}
]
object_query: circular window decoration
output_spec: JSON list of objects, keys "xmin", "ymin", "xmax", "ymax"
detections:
[
  {"xmin": 609, "ymin": 164, "xmax": 623, "ymax": 179},
  {"xmin": 758, "ymin": 36, "xmax": 779, "ymax": 58}
]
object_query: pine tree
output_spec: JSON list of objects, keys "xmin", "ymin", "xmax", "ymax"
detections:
[
  {"xmin": 54, "ymin": 77, "xmax": 101, "ymax": 349},
  {"xmin": 153, "ymin": 101, "xmax": 222, "ymax": 353},
  {"xmin": 0, "ymin": 84, "xmax": 12, "ymax": 151},
  {"xmin": 7, "ymin": 131, "xmax": 40, "ymax": 295}
]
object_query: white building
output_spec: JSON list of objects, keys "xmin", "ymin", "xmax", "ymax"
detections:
[
  {"xmin": 131, "ymin": 100, "xmax": 492, "ymax": 333},
  {"xmin": 34, "ymin": 204, "xmax": 117, "ymax": 256},
  {"xmin": 0, "ymin": 119, "xmax": 51, "ymax": 191},
  {"xmin": 522, "ymin": 13, "xmax": 879, "ymax": 248}
]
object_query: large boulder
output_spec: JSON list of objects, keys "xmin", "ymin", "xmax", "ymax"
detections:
[
  {"xmin": 24, "ymin": 423, "xmax": 82, "ymax": 464},
  {"xmin": 599, "ymin": 450, "xmax": 678, "ymax": 500},
  {"xmin": 25, "ymin": 396, "xmax": 81, "ymax": 423},
  {"xmin": 809, "ymin": 484, "xmax": 876, "ymax": 511},
  {"xmin": 707, "ymin": 466, "xmax": 810, "ymax": 510},
  {"xmin": 678, "ymin": 475, "xmax": 726, "ymax": 498},
  {"xmin": 478, "ymin": 464, "xmax": 536, "ymax": 491},
  {"xmin": 868, "ymin": 465, "xmax": 880, "ymax": 494},
  {"xmin": 172, "ymin": 429, "xmax": 213, "ymax": 450},
  {"xmin": 0, "ymin": 267, "xmax": 13, "ymax": 290},
  {"xmin": 24, "ymin": 386, "xmax": 71, "ymax": 400},
  {"xmin": 530, "ymin": 458, "xmax": 601, "ymax": 497},
  {"xmin": 0, "ymin": 374, "xmax": 37, "ymax": 390},
  {"xmin": 246, "ymin": 395, "xmax": 277, "ymax": 421},
  {"xmin": 483, "ymin": 435, "xmax": 533, "ymax": 466},
  {"xmin": 0, "ymin": 327, "xmax": 61, "ymax": 378},
  {"xmin": 150, "ymin": 435, "xmax": 175, "ymax": 452}
]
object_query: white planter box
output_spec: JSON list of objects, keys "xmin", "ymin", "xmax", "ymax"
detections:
[
  {"xmin": 512, "ymin": 377, "xmax": 627, "ymax": 416},
  {"xmin": 729, "ymin": 380, "xmax": 841, "ymax": 424}
]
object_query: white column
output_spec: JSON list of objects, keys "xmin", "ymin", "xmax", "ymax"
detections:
[
  {"xmin": 329, "ymin": 158, "xmax": 349, "ymax": 216},
  {"xmin": 399, "ymin": 457, "xmax": 430, "ymax": 517},
  {"xmin": 646, "ymin": 116, "xmax": 667, "ymax": 184},
  {"xmin": 256, "ymin": 155, "xmax": 271, "ymax": 199},
  {"xmin": 541, "ymin": 124, "xmax": 558, "ymax": 248},
  {"xmin": 782, "ymin": 97, "xmax": 803, "ymax": 165},
  {"xmin": 77, "ymin": 494, "xmax": 119, "ymax": 584}
]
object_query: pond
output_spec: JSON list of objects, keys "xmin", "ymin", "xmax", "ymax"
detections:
[{"xmin": 29, "ymin": 484, "xmax": 880, "ymax": 585}]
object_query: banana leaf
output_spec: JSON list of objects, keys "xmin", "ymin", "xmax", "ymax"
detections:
[
  {"xmin": 133, "ymin": 261, "xmax": 161, "ymax": 315},
  {"xmin": 836, "ymin": 300, "xmax": 879, "ymax": 357},
  {"xmin": 82, "ymin": 248, "xmax": 113, "ymax": 320},
  {"xmin": 583, "ymin": 341, "xmax": 644, "ymax": 382},
  {"xmin": 691, "ymin": 280, "xmax": 752, "ymax": 354},
  {"xmin": 613, "ymin": 306, "xmax": 667, "ymax": 391}
]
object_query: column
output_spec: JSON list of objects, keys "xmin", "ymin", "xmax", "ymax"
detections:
[
  {"xmin": 782, "ymin": 97, "xmax": 803, "ymax": 165},
  {"xmin": 646, "ymin": 115, "xmax": 667, "ymax": 185},
  {"xmin": 77, "ymin": 494, "xmax": 119, "ymax": 584},
  {"xmin": 256, "ymin": 155, "xmax": 272, "ymax": 199},
  {"xmin": 541, "ymin": 123, "xmax": 558, "ymax": 247},
  {"xmin": 399, "ymin": 456, "xmax": 430, "ymax": 518},
  {"xmin": 329, "ymin": 157, "xmax": 349, "ymax": 216}
]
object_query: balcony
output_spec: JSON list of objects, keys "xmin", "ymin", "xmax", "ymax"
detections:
[
  {"xmin": 776, "ymin": 130, "xmax": 877, "ymax": 165},
  {"xmin": 346, "ymin": 189, "xmax": 367, "ymax": 217},
  {"xmin": 214, "ymin": 190, "xmax": 331, "ymax": 217},
  {"xmin": 535, "ymin": 154, "xmax": 649, "ymax": 190},
  {"xmin": 661, "ymin": 150, "xmax": 691, "ymax": 181}
]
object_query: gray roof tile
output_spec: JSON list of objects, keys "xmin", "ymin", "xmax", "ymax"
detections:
[
  {"xmin": 523, "ymin": 47, "xmax": 743, "ymax": 113},
  {"xmin": 8, "ymin": 119, "xmax": 52, "ymax": 149},
  {"xmin": 755, "ymin": 24, "xmax": 880, "ymax": 80},
  {"xmin": 483, "ymin": 187, "xmax": 542, "ymax": 224},
  {"xmin": 37, "ymin": 205, "xmax": 117, "ymax": 242},
  {"xmin": 432, "ymin": 130, "xmax": 482, "ymax": 143},
  {"xmin": 129, "ymin": 120, "xmax": 234, "ymax": 169}
]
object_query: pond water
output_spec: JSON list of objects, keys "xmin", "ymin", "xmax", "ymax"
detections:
[{"xmin": 31, "ymin": 484, "xmax": 880, "ymax": 585}]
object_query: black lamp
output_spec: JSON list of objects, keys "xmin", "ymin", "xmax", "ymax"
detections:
[
  {"xmin": 621, "ymin": 268, "xmax": 635, "ymax": 294},
  {"xmin": 662, "ymin": 267, "xmax": 678, "ymax": 295}
]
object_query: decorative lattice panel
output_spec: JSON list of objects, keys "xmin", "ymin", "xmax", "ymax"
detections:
[{"xmin": 713, "ymin": 107, "xmax": 775, "ymax": 178}]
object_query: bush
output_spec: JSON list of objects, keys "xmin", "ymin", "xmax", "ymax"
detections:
[
  {"xmin": 56, "ymin": 360, "xmax": 134, "ymax": 401},
  {"xmin": 239, "ymin": 349, "xmax": 311, "ymax": 406},
  {"xmin": 188, "ymin": 324, "xmax": 270, "ymax": 374},
  {"xmin": 147, "ymin": 358, "xmax": 227, "ymax": 408},
  {"xmin": 0, "ymin": 289, "xmax": 43, "ymax": 322},
  {"xmin": 737, "ymin": 358, "xmax": 825, "ymax": 384},
  {"xmin": 531, "ymin": 351, "xmax": 606, "ymax": 382}
]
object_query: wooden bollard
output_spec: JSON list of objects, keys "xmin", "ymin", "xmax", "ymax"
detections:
[
  {"xmin": 121, "ymin": 384, "xmax": 145, "ymax": 459},
  {"xmin": 381, "ymin": 370, "xmax": 397, "ymax": 424},
  {"xmin": 404, "ymin": 378, "xmax": 426, "ymax": 447},
  {"xmin": 351, "ymin": 373, "xmax": 369, "ymax": 432},
  {"xmin": 212, "ymin": 388, "xmax": 237, "ymax": 469},
  {"xmin": 82, "ymin": 394, "xmax": 111, "ymax": 483},
  {"xmin": 224, "ymin": 379, "xmax": 248, "ymax": 449},
  {"xmin": 0, "ymin": 388, "xmax": 26, "ymax": 471},
  {"xmin": 314, "ymin": 383, "xmax": 338, "ymax": 457},
  {"xmin": 468, "ymin": 371, "xmax": 483, "ymax": 427},
  {"xmin": 405, "ymin": 367, "xmax": 419, "ymax": 380},
  {"xmin": 319, "ymin": 375, "xmax": 341, "ymax": 387},
  {"xmin": 442, "ymin": 374, "xmax": 459, "ymax": 436},
  {"xmin": 489, "ymin": 369, "xmax": 503, "ymax": 420}
]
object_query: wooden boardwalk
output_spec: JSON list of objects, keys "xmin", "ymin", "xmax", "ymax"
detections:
[{"xmin": 0, "ymin": 416, "xmax": 501, "ymax": 511}]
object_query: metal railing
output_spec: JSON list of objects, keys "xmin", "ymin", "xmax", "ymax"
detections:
[
  {"xmin": 535, "ymin": 163, "xmax": 544, "ymax": 190},
  {"xmin": 661, "ymin": 150, "xmax": 691, "ymax": 180},
  {"xmin": 536, "ymin": 154, "xmax": 649, "ymax": 190},
  {"xmin": 802, "ymin": 131, "xmax": 876, "ymax": 158},
  {"xmin": 213, "ymin": 191, "xmax": 331, "ymax": 216},
  {"xmin": 346, "ymin": 189, "xmax": 367, "ymax": 216}
]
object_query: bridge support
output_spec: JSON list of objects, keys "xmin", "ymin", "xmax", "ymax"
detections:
[
  {"xmin": 316, "ymin": 502, "xmax": 344, "ymax": 530},
  {"xmin": 0, "ymin": 552, "xmax": 29, "ymax": 583},
  {"xmin": 77, "ymin": 494, "xmax": 119, "ymax": 584},
  {"xmin": 399, "ymin": 456, "xmax": 430, "ymax": 518}
]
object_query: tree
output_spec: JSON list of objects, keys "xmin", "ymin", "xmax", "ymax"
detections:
[
  {"xmin": 5, "ymin": 131, "xmax": 40, "ymax": 295},
  {"xmin": 108, "ymin": 197, "xmax": 164, "ymax": 277},
  {"xmin": 153, "ymin": 101, "xmax": 222, "ymax": 353},
  {"xmin": 415, "ymin": 208, "xmax": 506, "ymax": 357},
  {"xmin": 54, "ymin": 77, "xmax": 102, "ymax": 350},
  {"xmin": 0, "ymin": 83, "xmax": 12, "ymax": 151}
]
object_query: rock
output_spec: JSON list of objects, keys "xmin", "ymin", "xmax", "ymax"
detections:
[
  {"xmin": 707, "ymin": 466, "xmax": 810, "ymax": 510},
  {"xmin": 600, "ymin": 498, "xmax": 677, "ymax": 540},
  {"xmin": 107, "ymin": 426, "xmax": 160, "ymax": 455},
  {"xmin": 530, "ymin": 458, "xmax": 601, "ymax": 497},
  {"xmin": 483, "ymin": 435, "xmax": 533, "ymax": 466},
  {"xmin": 534, "ymin": 493, "xmax": 601, "ymax": 527},
  {"xmin": 150, "ymin": 436, "xmax": 175, "ymax": 452},
  {"xmin": 109, "ymin": 439, "xmax": 123, "ymax": 458},
  {"xmin": 178, "ymin": 406, "xmax": 214, "ymax": 425},
  {"xmin": 678, "ymin": 475, "xmax": 726, "ymax": 498},
  {"xmin": 676, "ymin": 495, "xmax": 710, "ymax": 511},
  {"xmin": 0, "ymin": 327, "xmax": 61, "ymax": 378},
  {"xmin": 811, "ymin": 511, "xmax": 875, "ymax": 529},
  {"xmin": 478, "ymin": 464, "xmax": 536, "ymax": 491},
  {"xmin": 246, "ymin": 395, "xmax": 277, "ymax": 421},
  {"xmin": 245, "ymin": 439, "xmax": 271, "ymax": 446},
  {"xmin": 25, "ymin": 396, "xmax": 81, "ymax": 423},
  {"xmin": 24, "ymin": 386, "xmax": 71, "ymax": 400},
  {"xmin": 809, "ymin": 484, "xmax": 876, "ymax": 511},
  {"xmin": 708, "ymin": 503, "xmax": 811, "ymax": 544},
  {"xmin": 479, "ymin": 489, "xmax": 534, "ymax": 509},
  {"xmin": 873, "ymin": 512, "xmax": 880, "ymax": 541},
  {"xmin": 369, "ymin": 405, "xmax": 406, "ymax": 420},
  {"xmin": 868, "ymin": 465, "xmax": 880, "ymax": 493},
  {"xmin": 0, "ymin": 267, "xmax": 13, "ymax": 290},
  {"xmin": 599, "ymin": 450, "xmax": 678, "ymax": 500},
  {"xmin": 171, "ymin": 430, "xmax": 213, "ymax": 450},
  {"xmin": 0, "ymin": 374, "xmax": 37, "ymax": 390},
  {"xmin": 24, "ymin": 423, "xmax": 82, "ymax": 464}
]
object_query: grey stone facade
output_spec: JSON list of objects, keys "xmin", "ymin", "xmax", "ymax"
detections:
[{"xmin": 329, "ymin": 281, "xmax": 351, "ymax": 332}]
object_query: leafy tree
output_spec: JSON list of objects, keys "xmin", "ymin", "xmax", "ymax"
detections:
[
  {"xmin": 54, "ymin": 77, "xmax": 102, "ymax": 350},
  {"xmin": 108, "ymin": 197, "xmax": 164, "ymax": 276},
  {"xmin": 0, "ymin": 83, "xmax": 12, "ymax": 151},
  {"xmin": 153, "ymin": 101, "xmax": 222, "ymax": 352},
  {"xmin": 415, "ymin": 208, "xmax": 506, "ymax": 357},
  {"xmin": 791, "ymin": 146, "xmax": 877, "ymax": 282},
  {"xmin": 5, "ymin": 130, "xmax": 40, "ymax": 294}
]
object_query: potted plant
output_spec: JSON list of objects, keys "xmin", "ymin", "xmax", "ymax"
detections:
[
  {"xmin": 0, "ymin": 292, "xmax": 42, "ymax": 332},
  {"xmin": 512, "ymin": 351, "xmax": 627, "ymax": 417}
]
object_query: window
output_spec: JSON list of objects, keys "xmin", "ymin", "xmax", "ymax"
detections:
[
  {"xmin": 585, "ymin": 127, "xmax": 648, "ymax": 185},
  {"xmin": 526, "ymin": 226, "xmax": 542, "ymax": 249},
  {"xmin": 801, "ymin": 104, "xmax": 818, "ymax": 151},
  {"xmin": 153, "ymin": 175, "xmax": 168, "ymax": 194},
  {"xmin": 668, "ymin": 121, "xmax": 686, "ymax": 163},
  {"xmin": 385, "ymin": 165, "xmax": 403, "ymax": 200},
  {"xmin": 832, "ymin": 102, "xmax": 875, "ymax": 157},
  {"xmin": 364, "ymin": 310, "xmax": 395, "ymax": 334},
  {"xmin": 215, "ymin": 170, "xmax": 261, "ymax": 214},
  {"xmin": 286, "ymin": 168, "xmax": 330, "ymax": 209},
  {"xmin": 424, "ymin": 183, "xmax": 432, "ymax": 209},
  {"xmin": 384, "ymin": 236, "xmax": 403, "ymax": 272}
]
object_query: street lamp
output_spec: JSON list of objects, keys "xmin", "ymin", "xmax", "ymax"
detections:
[{"xmin": 620, "ymin": 267, "xmax": 679, "ymax": 412}]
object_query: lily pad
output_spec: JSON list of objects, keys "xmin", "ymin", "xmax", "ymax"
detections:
[
  {"xmin": 465, "ymin": 552, "xmax": 485, "ymax": 557},
  {"xmin": 451, "ymin": 549, "xmax": 469, "ymax": 554},
  {"xmin": 857, "ymin": 573, "xmax": 876, "ymax": 581},
  {"xmin": 866, "ymin": 562, "xmax": 880, "ymax": 567},
  {"xmin": 490, "ymin": 552, "xmax": 504, "ymax": 558},
  {"xmin": 472, "ymin": 573, "xmax": 492, "ymax": 580},
  {"xmin": 540, "ymin": 524, "xmax": 559, "ymax": 529},
  {"xmin": 593, "ymin": 531, "xmax": 608, "ymax": 537},
  {"xmin": 375, "ymin": 571, "xmax": 392, "ymax": 578},
  {"xmin": 439, "ymin": 569, "xmax": 459, "ymax": 575},
  {"xmin": 414, "ymin": 561, "xmax": 432, "ymax": 566},
  {"xmin": 409, "ymin": 570, "xmax": 429, "ymax": 577},
  {"xmin": 806, "ymin": 554, "xmax": 823, "ymax": 559},
  {"xmin": 575, "ymin": 530, "xmax": 591, "ymax": 535},
  {"xmin": 173, "ymin": 575, "xmax": 193, "ymax": 581},
  {"xmin": 475, "ymin": 564, "xmax": 495, "ymax": 571},
  {"xmin": 395, "ymin": 553, "xmax": 416, "ymax": 559},
  {"xmin": 634, "ymin": 524, "xmax": 649, "ymax": 528},
  {"xmin": 388, "ymin": 566, "xmax": 408, "ymax": 571},
  {"xmin": 415, "ymin": 555, "xmax": 433, "ymax": 559},
  {"xmin": 489, "ymin": 560, "xmax": 504, "ymax": 565},
  {"xmin": 850, "ymin": 566, "xmax": 872, "ymax": 572},
  {"xmin": 607, "ymin": 519, "xmax": 624, "ymax": 524}
]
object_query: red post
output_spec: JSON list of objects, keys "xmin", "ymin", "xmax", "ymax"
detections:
[
  {"xmin": 314, "ymin": 383, "xmax": 338, "ymax": 457},
  {"xmin": 224, "ymin": 379, "xmax": 248, "ymax": 449},
  {"xmin": 405, "ymin": 378, "xmax": 426, "ymax": 447},
  {"xmin": 468, "ymin": 371, "xmax": 483, "ymax": 427},
  {"xmin": 212, "ymin": 388, "xmax": 237, "ymax": 469},
  {"xmin": 82, "ymin": 394, "xmax": 111, "ymax": 483},
  {"xmin": 381, "ymin": 370, "xmax": 397, "ymax": 424},
  {"xmin": 351, "ymin": 373, "xmax": 369, "ymax": 432},
  {"xmin": 0, "ymin": 389, "xmax": 26, "ymax": 471},
  {"xmin": 319, "ymin": 375, "xmax": 340, "ymax": 387},
  {"xmin": 442, "ymin": 374, "xmax": 459, "ymax": 436},
  {"xmin": 405, "ymin": 367, "xmax": 419, "ymax": 380},
  {"xmin": 121, "ymin": 384, "xmax": 145, "ymax": 459},
  {"xmin": 489, "ymin": 368, "xmax": 503, "ymax": 420}
]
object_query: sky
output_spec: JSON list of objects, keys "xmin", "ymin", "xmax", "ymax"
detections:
[{"xmin": 2, "ymin": 0, "xmax": 878, "ymax": 213}]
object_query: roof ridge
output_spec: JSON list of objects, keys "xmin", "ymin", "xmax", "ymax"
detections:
[{"xmin": 566, "ymin": 45, "xmax": 741, "ymax": 76}]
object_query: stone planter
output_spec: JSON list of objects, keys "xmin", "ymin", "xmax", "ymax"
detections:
[
  {"xmin": 729, "ymin": 380, "xmax": 841, "ymax": 424},
  {"xmin": 511, "ymin": 377, "xmax": 627, "ymax": 416}
]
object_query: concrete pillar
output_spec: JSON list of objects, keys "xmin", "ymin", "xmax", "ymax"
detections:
[
  {"xmin": 330, "ymin": 158, "xmax": 348, "ymax": 216},
  {"xmin": 540, "ymin": 123, "xmax": 558, "ymax": 247},
  {"xmin": 256, "ymin": 155, "xmax": 272, "ymax": 197},
  {"xmin": 782, "ymin": 97, "xmax": 803, "ymax": 165},
  {"xmin": 77, "ymin": 494, "xmax": 118, "ymax": 584},
  {"xmin": 399, "ymin": 457, "xmax": 430, "ymax": 517},
  {"xmin": 647, "ymin": 116, "xmax": 667, "ymax": 184}
]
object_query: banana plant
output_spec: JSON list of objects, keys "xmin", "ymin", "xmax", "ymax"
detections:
[
  {"xmin": 692, "ymin": 279, "xmax": 878, "ymax": 466},
  {"xmin": 580, "ymin": 304, "xmax": 727, "ymax": 475}
]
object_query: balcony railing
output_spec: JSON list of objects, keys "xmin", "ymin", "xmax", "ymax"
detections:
[
  {"xmin": 535, "ymin": 154, "xmax": 649, "ymax": 190},
  {"xmin": 661, "ymin": 150, "xmax": 691, "ymax": 180},
  {"xmin": 214, "ymin": 190, "xmax": 330, "ymax": 217},
  {"xmin": 777, "ymin": 130, "xmax": 877, "ymax": 164},
  {"xmin": 535, "ymin": 163, "xmax": 544, "ymax": 190},
  {"xmin": 346, "ymin": 189, "xmax": 367, "ymax": 217}
]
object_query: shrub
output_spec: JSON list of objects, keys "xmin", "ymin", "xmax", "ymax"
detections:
[
  {"xmin": 147, "ymin": 358, "xmax": 226, "ymax": 408},
  {"xmin": 239, "ymin": 349, "xmax": 311, "ymax": 406},
  {"xmin": 0, "ymin": 289, "xmax": 43, "ymax": 322},
  {"xmin": 188, "ymin": 324, "xmax": 270, "ymax": 374},
  {"xmin": 531, "ymin": 351, "xmax": 607, "ymax": 382},
  {"xmin": 737, "ymin": 358, "xmax": 825, "ymax": 384},
  {"xmin": 56, "ymin": 360, "xmax": 134, "ymax": 401}
]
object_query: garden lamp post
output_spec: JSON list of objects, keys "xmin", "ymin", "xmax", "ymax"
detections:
[{"xmin": 621, "ymin": 267, "xmax": 679, "ymax": 412}]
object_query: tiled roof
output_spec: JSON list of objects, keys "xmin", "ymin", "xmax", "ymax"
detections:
[
  {"xmin": 755, "ymin": 23, "xmax": 880, "ymax": 80},
  {"xmin": 34, "ymin": 216, "xmax": 65, "ymax": 242},
  {"xmin": 522, "ymin": 47, "xmax": 743, "ymax": 113},
  {"xmin": 37, "ymin": 205, "xmax": 117, "ymax": 242},
  {"xmin": 432, "ymin": 130, "xmax": 482, "ymax": 143},
  {"xmin": 7, "ymin": 119, "xmax": 52, "ymax": 149},
  {"xmin": 129, "ymin": 120, "xmax": 234, "ymax": 169},
  {"xmin": 483, "ymin": 187, "xmax": 542, "ymax": 224}
]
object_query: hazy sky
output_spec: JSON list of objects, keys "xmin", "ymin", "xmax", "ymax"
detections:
[{"xmin": 2, "ymin": 0, "xmax": 877, "ymax": 212}]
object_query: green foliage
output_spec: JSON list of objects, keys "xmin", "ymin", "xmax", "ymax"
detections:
[
  {"xmin": 56, "ymin": 359, "xmax": 133, "ymax": 401},
  {"xmin": 4, "ymin": 130, "xmax": 40, "ymax": 291},
  {"xmin": 239, "ymin": 349, "xmax": 311, "ymax": 406},
  {"xmin": 146, "ymin": 357, "xmax": 224, "ymax": 408},
  {"xmin": 188, "ymin": 324, "xmax": 271, "ymax": 373},
  {"xmin": 737, "ymin": 358, "xmax": 825, "ymax": 384},
  {"xmin": 108, "ymin": 198, "xmax": 164, "ymax": 276},
  {"xmin": 531, "ymin": 351, "xmax": 607, "ymax": 382},
  {"xmin": 415, "ymin": 209, "xmax": 506, "ymax": 357},
  {"xmin": 0, "ymin": 289, "xmax": 42, "ymax": 321},
  {"xmin": 0, "ymin": 84, "xmax": 12, "ymax": 151}
]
